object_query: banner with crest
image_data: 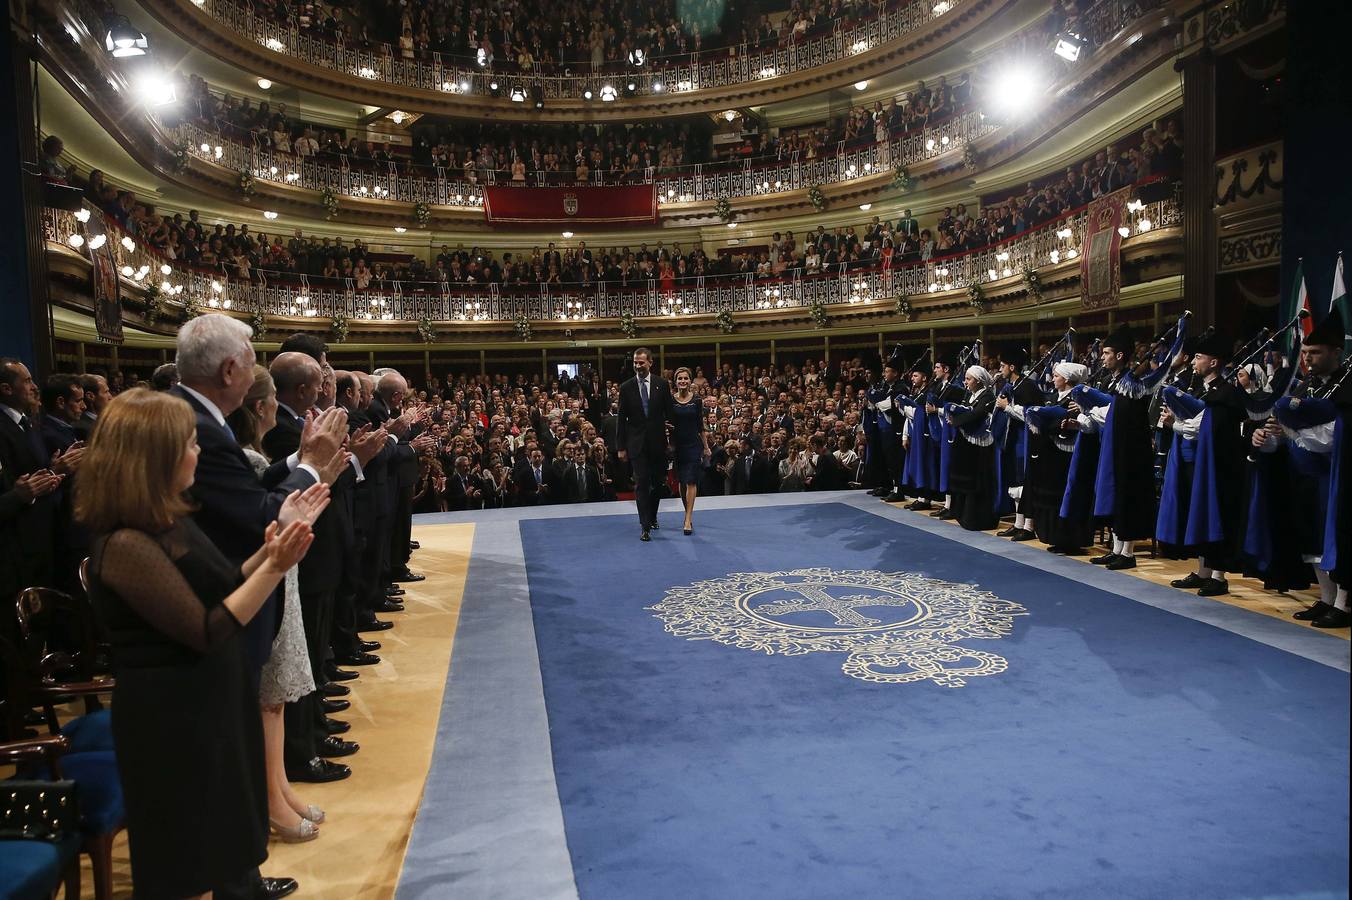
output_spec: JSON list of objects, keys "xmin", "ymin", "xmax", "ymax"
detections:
[
  {"xmin": 89, "ymin": 212, "xmax": 124, "ymax": 344},
  {"xmin": 1080, "ymin": 188, "xmax": 1128, "ymax": 311},
  {"xmin": 482, "ymin": 185, "xmax": 657, "ymax": 225}
]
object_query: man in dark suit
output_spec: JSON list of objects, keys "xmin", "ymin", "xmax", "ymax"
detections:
[
  {"xmin": 334, "ymin": 371, "xmax": 396, "ymax": 642},
  {"xmin": 615, "ymin": 347, "xmax": 673, "ymax": 540},
  {"xmin": 445, "ymin": 455, "xmax": 483, "ymax": 510},
  {"xmin": 729, "ymin": 438, "xmax": 764, "ymax": 494},
  {"xmin": 39, "ymin": 374, "xmax": 91, "ymax": 596},
  {"xmin": 39, "ymin": 375, "xmax": 85, "ymax": 456},
  {"xmin": 169, "ymin": 315, "xmax": 341, "ymax": 899},
  {"xmin": 370, "ymin": 370, "xmax": 432, "ymax": 583},
  {"xmin": 73, "ymin": 373, "xmax": 111, "ymax": 441},
  {"xmin": 512, "ymin": 446, "xmax": 554, "ymax": 505},
  {"xmin": 0, "ymin": 359, "xmax": 68, "ymax": 597}
]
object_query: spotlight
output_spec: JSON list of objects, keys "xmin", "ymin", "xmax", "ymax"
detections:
[
  {"xmin": 628, "ymin": 48, "xmax": 646, "ymax": 67},
  {"xmin": 1053, "ymin": 31, "xmax": 1088, "ymax": 62},
  {"xmin": 531, "ymin": 83, "xmax": 544, "ymax": 109},
  {"xmin": 476, "ymin": 47, "xmax": 489, "ymax": 67},
  {"xmin": 104, "ymin": 16, "xmax": 147, "ymax": 57},
  {"xmin": 854, "ymin": 80, "xmax": 868, "ymax": 91},
  {"xmin": 600, "ymin": 84, "xmax": 616, "ymax": 102},
  {"xmin": 583, "ymin": 86, "xmax": 594, "ymax": 100},
  {"xmin": 137, "ymin": 70, "xmax": 177, "ymax": 107},
  {"xmin": 986, "ymin": 65, "xmax": 1042, "ymax": 117},
  {"xmin": 509, "ymin": 85, "xmax": 526, "ymax": 102},
  {"xmin": 257, "ymin": 78, "xmax": 272, "ymax": 90},
  {"xmin": 652, "ymin": 81, "xmax": 664, "ymax": 93},
  {"xmin": 489, "ymin": 79, "xmax": 501, "ymax": 97},
  {"xmin": 624, "ymin": 80, "xmax": 637, "ymax": 97}
]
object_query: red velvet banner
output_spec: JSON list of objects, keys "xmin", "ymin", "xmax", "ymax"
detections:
[
  {"xmin": 483, "ymin": 185, "xmax": 658, "ymax": 226},
  {"xmin": 1080, "ymin": 188, "xmax": 1127, "ymax": 311}
]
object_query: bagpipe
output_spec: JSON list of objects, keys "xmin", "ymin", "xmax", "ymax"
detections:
[
  {"xmin": 1007, "ymin": 329, "xmax": 1075, "ymax": 400},
  {"xmin": 944, "ymin": 340, "xmax": 995, "ymax": 445},
  {"xmin": 1129, "ymin": 310, "xmax": 1192, "ymax": 380}
]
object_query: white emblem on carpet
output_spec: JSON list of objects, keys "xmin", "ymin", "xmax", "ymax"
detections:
[{"xmin": 648, "ymin": 568, "xmax": 1028, "ymax": 687}]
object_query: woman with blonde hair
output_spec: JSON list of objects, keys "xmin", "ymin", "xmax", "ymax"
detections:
[
  {"xmin": 77, "ymin": 388, "xmax": 323, "ymax": 900},
  {"xmin": 227, "ymin": 366, "xmax": 326, "ymax": 842}
]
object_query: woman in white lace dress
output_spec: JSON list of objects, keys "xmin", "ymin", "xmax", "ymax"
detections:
[{"xmin": 227, "ymin": 366, "xmax": 324, "ymax": 842}]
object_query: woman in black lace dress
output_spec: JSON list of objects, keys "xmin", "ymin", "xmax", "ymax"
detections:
[
  {"xmin": 76, "ymin": 389, "xmax": 324, "ymax": 899},
  {"xmin": 668, "ymin": 367, "xmax": 711, "ymax": 534}
]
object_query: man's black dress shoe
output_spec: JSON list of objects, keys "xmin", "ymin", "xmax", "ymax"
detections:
[
  {"xmin": 1011, "ymin": 528, "xmax": 1036, "ymax": 541},
  {"xmin": 1312, "ymin": 607, "xmax": 1352, "ymax": 629},
  {"xmin": 935, "ymin": 509, "xmax": 956, "ymax": 521},
  {"xmin": 322, "ymin": 716, "xmax": 350, "ymax": 735},
  {"xmin": 356, "ymin": 617, "xmax": 394, "ymax": 633},
  {"xmin": 358, "ymin": 639, "xmax": 381, "ymax": 653},
  {"xmin": 1196, "ymin": 577, "xmax": 1229, "ymax": 597},
  {"xmin": 1171, "ymin": 572, "xmax": 1205, "ymax": 589},
  {"xmin": 883, "ymin": 493, "xmax": 905, "ymax": 503},
  {"xmin": 286, "ymin": 757, "xmax": 350, "ymax": 783},
  {"xmin": 261, "ymin": 876, "xmax": 299, "ymax": 899},
  {"xmin": 326, "ymin": 666, "xmax": 358, "ymax": 682},
  {"xmin": 996, "ymin": 526, "xmax": 1019, "ymax": 537},
  {"xmin": 386, "ymin": 585, "xmax": 406, "ymax": 597},
  {"xmin": 336, "ymin": 652, "xmax": 380, "ymax": 667},
  {"xmin": 1105, "ymin": 555, "xmax": 1136, "ymax": 571},
  {"xmin": 408, "ymin": 540, "xmax": 420, "ymax": 550},
  {"xmin": 907, "ymin": 500, "xmax": 932, "ymax": 511},
  {"xmin": 317, "ymin": 735, "xmax": 359, "ymax": 758},
  {"xmin": 640, "ymin": 529, "xmax": 651, "ymax": 542},
  {"xmin": 649, "ymin": 521, "xmax": 660, "ymax": 530},
  {"xmin": 1090, "ymin": 552, "xmax": 1118, "ymax": 565},
  {"xmin": 392, "ymin": 569, "xmax": 426, "ymax": 583},
  {"xmin": 374, "ymin": 598, "xmax": 405, "ymax": 614},
  {"xmin": 1293, "ymin": 601, "xmax": 1334, "ymax": 621},
  {"xmin": 321, "ymin": 698, "xmax": 350, "ymax": 714},
  {"xmin": 319, "ymin": 682, "xmax": 349, "ymax": 698}
]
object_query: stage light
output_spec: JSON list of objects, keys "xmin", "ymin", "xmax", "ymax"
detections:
[
  {"xmin": 532, "ymin": 83, "xmax": 544, "ymax": 109},
  {"xmin": 628, "ymin": 48, "xmax": 645, "ymax": 67},
  {"xmin": 67, "ymin": 233, "xmax": 84, "ymax": 248},
  {"xmin": 926, "ymin": 138, "xmax": 936, "ymax": 150},
  {"xmin": 257, "ymin": 78, "xmax": 272, "ymax": 90},
  {"xmin": 583, "ymin": 86, "xmax": 594, "ymax": 100},
  {"xmin": 509, "ymin": 86, "xmax": 526, "ymax": 102},
  {"xmin": 600, "ymin": 85, "xmax": 617, "ymax": 102},
  {"xmin": 986, "ymin": 65, "xmax": 1042, "ymax": 117},
  {"xmin": 624, "ymin": 80, "xmax": 637, "ymax": 97},
  {"xmin": 137, "ymin": 71, "xmax": 177, "ymax": 107},
  {"xmin": 854, "ymin": 80, "xmax": 868, "ymax": 91},
  {"xmin": 652, "ymin": 81, "xmax": 664, "ymax": 93},
  {"xmin": 200, "ymin": 143, "xmax": 210, "ymax": 152},
  {"xmin": 1117, "ymin": 226, "xmax": 1130, "ymax": 238},
  {"xmin": 1049, "ymin": 250, "xmax": 1060, "ymax": 263},
  {"xmin": 1126, "ymin": 198, "xmax": 1145, "ymax": 212},
  {"xmin": 1056, "ymin": 228, "xmax": 1072, "ymax": 239},
  {"xmin": 1053, "ymin": 31, "xmax": 1087, "ymax": 62},
  {"xmin": 459, "ymin": 79, "xmax": 470, "ymax": 93},
  {"xmin": 120, "ymin": 265, "xmax": 134, "ymax": 276},
  {"xmin": 269, "ymin": 166, "xmax": 278, "ymax": 175},
  {"xmin": 214, "ymin": 146, "xmax": 223, "ymax": 159},
  {"xmin": 489, "ymin": 79, "xmax": 502, "ymax": 97},
  {"xmin": 476, "ymin": 47, "xmax": 488, "ymax": 67},
  {"xmin": 104, "ymin": 16, "xmax": 147, "ymax": 57},
  {"xmin": 85, "ymin": 234, "xmax": 105, "ymax": 250}
]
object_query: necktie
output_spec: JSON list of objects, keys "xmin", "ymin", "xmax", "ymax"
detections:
[
  {"xmin": 746, "ymin": 456, "xmax": 753, "ymax": 478},
  {"xmin": 535, "ymin": 466, "xmax": 542, "ymax": 485},
  {"xmin": 577, "ymin": 465, "xmax": 585, "ymax": 494},
  {"xmin": 639, "ymin": 377, "xmax": 649, "ymax": 415}
]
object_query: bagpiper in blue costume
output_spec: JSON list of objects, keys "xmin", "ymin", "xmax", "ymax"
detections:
[
  {"xmin": 900, "ymin": 366, "xmax": 937, "ymax": 508},
  {"xmin": 994, "ymin": 344, "xmax": 1046, "ymax": 541},
  {"xmin": 876, "ymin": 350, "xmax": 908, "ymax": 502},
  {"xmin": 945, "ymin": 364, "xmax": 1001, "ymax": 531},
  {"xmin": 1025, "ymin": 362, "xmax": 1096, "ymax": 554},
  {"xmin": 924, "ymin": 349, "xmax": 969, "ymax": 520}
]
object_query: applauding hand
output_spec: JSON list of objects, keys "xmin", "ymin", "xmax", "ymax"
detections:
[
  {"xmin": 299, "ymin": 408, "xmax": 348, "ymax": 468},
  {"xmin": 278, "ymin": 482, "xmax": 331, "ymax": 529},
  {"xmin": 262, "ymin": 519, "xmax": 315, "ymax": 575}
]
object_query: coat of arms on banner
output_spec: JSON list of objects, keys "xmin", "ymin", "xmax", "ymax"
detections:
[
  {"xmin": 563, "ymin": 193, "xmax": 579, "ymax": 216},
  {"xmin": 1080, "ymin": 188, "xmax": 1128, "ymax": 310},
  {"xmin": 648, "ymin": 568, "xmax": 1027, "ymax": 687}
]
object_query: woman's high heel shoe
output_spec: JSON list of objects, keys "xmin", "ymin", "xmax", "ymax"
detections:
[
  {"xmin": 683, "ymin": 524, "xmax": 693, "ymax": 535},
  {"xmin": 300, "ymin": 804, "xmax": 325, "ymax": 824},
  {"xmin": 270, "ymin": 817, "xmax": 320, "ymax": 843}
]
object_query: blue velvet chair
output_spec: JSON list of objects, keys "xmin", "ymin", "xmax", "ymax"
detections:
[{"xmin": 0, "ymin": 735, "xmax": 81, "ymax": 900}]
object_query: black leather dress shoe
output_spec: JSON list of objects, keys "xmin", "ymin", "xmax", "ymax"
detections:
[
  {"xmin": 336, "ymin": 652, "xmax": 380, "ymax": 667},
  {"xmin": 1011, "ymin": 528, "xmax": 1036, "ymax": 541},
  {"xmin": 386, "ymin": 585, "xmax": 406, "ymax": 597},
  {"xmin": 1105, "ymin": 555, "xmax": 1136, "ymax": 571},
  {"xmin": 1312, "ymin": 607, "xmax": 1352, "ymax": 629},
  {"xmin": 322, "ymin": 717, "xmax": 351, "ymax": 735},
  {"xmin": 1090, "ymin": 552, "xmax": 1118, "ymax": 565},
  {"xmin": 374, "ymin": 598, "xmax": 405, "ymax": 614},
  {"xmin": 1196, "ymin": 577, "xmax": 1229, "ymax": 597},
  {"xmin": 319, "ymin": 682, "xmax": 349, "ymax": 698},
  {"xmin": 317, "ymin": 735, "xmax": 359, "ymax": 758},
  {"xmin": 1171, "ymin": 572, "xmax": 1205, "ymax": 589},
  {"xmin": 996, "ymin": 526, "xmax": 1018, "ymax": 537},
  {"xmin": 392, "ymin": 569, "xmax": 426, "ymax": 583},
  {"xmin": 1293, "ymin": 601, "xmax": 1334, "ymax": 621},
  {"xmin": 408, "ymin": 540, "xmax": 420, "ymax": 550},
  {"xmin": 286, "ymin": 757, "xmax": 351, "ymax": 783},
  {"xmin": 649, "ymin": 521, "xmax": 660, "ymax": 530},
  {"xmin": 935, "ymin": 509, "xmax": 957, "ymax": 521},
  {"xmin": 261, "ymin": 876, "xmax": 299, "ymax": 899},
  {"xmin": 356, "ymin": 617, "xmax": 394, "ymax": 633},
  {"xmin": 883, "ymin": 493, "xmax": 905, "ymax": 503},
  {"xmin": 640, "ymin": 529, "xmax": 651, "ymax": 542},
  {"xmin": 907, "ymin": 500, "xmax": 932, "ymax": 511},
  {"xmin": 321, "ymin": 698, "xmax": 350, "ymax": 714},
  {"xmin": 326, "ymin": 666, "xmax": 358, "ymax": 681},
  {"xmin": 358, "ymin": 639, "xmax": 381, "ymax": 653}
]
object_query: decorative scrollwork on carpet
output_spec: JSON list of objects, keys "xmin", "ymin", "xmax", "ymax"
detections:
[{"xmin": 648, "ymin": 568, "xmax": 1028, "ymax": 687}]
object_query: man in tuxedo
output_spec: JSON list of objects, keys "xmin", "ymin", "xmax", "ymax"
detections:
[
  {"xmin": 371, "ymin": 370, "xmax": 430, "ymax": 584},
  {"xmin": 729, "ymin": 437, "xmax": 766, "ymax": 494},
  {"xmin": 615, "ymin": 347, "xmax": 673, "ymax": 540},
  {"xmin": 512, "ymin": 446, "xmax": 555, "ymax": 505},
  {"xmin": 0, "ymin": 359, "xmax": 70, "ymax": 597},
  {"xmin": 74, "ymin": 373, "xmax": 112, "ymax": 441},
  {"xmin": 446, "ymin": 455, "xmax": 483, "ymax": 510},
  {"xmin": 39, "ymin": 375, "xmax": 85, "ymax": 455},
  {"xmin": 170, "ymin": 314, "xmax": 344, "ymax": 899}
]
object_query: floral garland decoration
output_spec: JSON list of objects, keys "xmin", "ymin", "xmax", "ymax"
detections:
[
  {"xmin": 1023, "ymin": 266, "xmax": 1043, "ymax": 302},
  {"xmin": 417, "ymin": 316, "xmax": 437, "ymax": 343},
  {"xmin": 181, "ymin": 293, "xmax": 201, "ymax": 321},
  {"xmin": 716, "ymin": 309, "xmax": 735, "ymax": 334},
  {"xmin": 895, "ymin": 294, "xmax": 913, "ymax": 319},
  {"xmin": 413, "ymin": 201, "xmax": 431, "ymax": 229},
  {"xmin": 968, "ymin": 282, "xmax": 987, "ymax": 314},
  {"xmin": 331, "ymin": 313, "xmax": 349, "ymax": 343},
  {"xmin": 249, "ymin": 309, "xmax": 268, "ymax": 340},
  {"xmin": 239, "ymin": 171, "xmax": 255, "ymax": 198},
  {"xmin": 620, "ymin": 311, "xmax": 637, "ymax": 339},
  {"xmin": 320, "ymin": 187, "xmax": 340, "ymax": 221},
  {"xmin": 892, "ymin": 165, "xmax": 914, "ymax": 192},
  {"xmin": 807, "ymin": 185, "xmax": 826, "ymax": 212},
  {"xmin": 962, "ymin": 142, "xmax": 980, "ymax": 172},
  {"xmin": 170, "ymin": 144, "xmax": 190, "ymax": 174},
  {"xmin": 809, "ymin": 297, "xmax": 829, "ymax": 328},
  {"xmin": 514, "ymin": 314, "xmax": 532, "ymax": 342},
  {"xmin": 714, "ymin": 197, "xmax": 734, "ymax": 223}
]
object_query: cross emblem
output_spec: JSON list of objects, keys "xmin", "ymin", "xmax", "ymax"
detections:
[{"xmin": 753, "ymin": 582, "xmax": 914, "ymax": 627}]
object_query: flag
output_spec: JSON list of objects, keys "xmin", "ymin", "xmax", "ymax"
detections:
[
  {"xmin": 1332, "ymin": 252, "xmax": 1351, "ymax": 344},
  {"xmin": 1283, "ymin": 261, "xmax": 1311, "ymax": 356}
]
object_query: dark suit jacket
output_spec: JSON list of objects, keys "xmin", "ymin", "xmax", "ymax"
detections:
[
  {"xmin": 730, "ymin": 452, "xmax": 772, "ymax": 494},
  {"xmin": 170, "ymin": 386, "xmax": 317, "ymax": 668},
  {"xmin": 511, "ymin": 461, "xmax": 553, "ymax": 506},
  {"xmin": 40, "ymin": 415, "xmax": 80, "ymax": 456},
  {"xmin": 615, "ymin": 374, "xmax": 672, "ymax": 462},
  {"xmin": 446, "ymin": 472, "xmax": 482, "ymax": 511},
  {"xmin": 72, "ymin": 411, "xmax": 97, "ymax": 442},
  {"xmin": 0, "ymin": 410, "xmax": 57, "ymax": 588},
  {"xmin": 810, "ymin": 451, "xmax": 849, "ymax": 491},
  {"xmin": 559, "ymin": 462, "xmax": 598, "ymax": 503}
]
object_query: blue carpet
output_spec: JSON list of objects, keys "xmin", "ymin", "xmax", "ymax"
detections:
[{"xmin": 519, "ymin": 502, "xmax": 1350, "ymax": 900}]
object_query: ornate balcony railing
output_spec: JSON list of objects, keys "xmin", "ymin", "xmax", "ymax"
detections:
[
  {"xmin": 172, "ymin": 111, "xmax": 992, "ymax": 209},
  {"xmin": 46, "ymin": 192, "xmax": 1179, "ymax": 328},
  {"xmin": 184, "ymin": 0, "xmax": 962, "ymax": 100}
]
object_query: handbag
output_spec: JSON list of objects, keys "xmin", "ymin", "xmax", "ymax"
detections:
[{"xmin": 0, "ymin": 780, "xmax": 80, "ymax": 841}]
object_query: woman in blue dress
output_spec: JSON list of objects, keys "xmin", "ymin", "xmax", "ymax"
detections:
[{"xmin": 669, "ymin": 366, "xmax": 711, "ymax": 534}]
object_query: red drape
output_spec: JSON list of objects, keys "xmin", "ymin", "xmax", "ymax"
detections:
[{"xmin": 483, "ymin": 185, "xmax": 658, "ymax": 225}]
